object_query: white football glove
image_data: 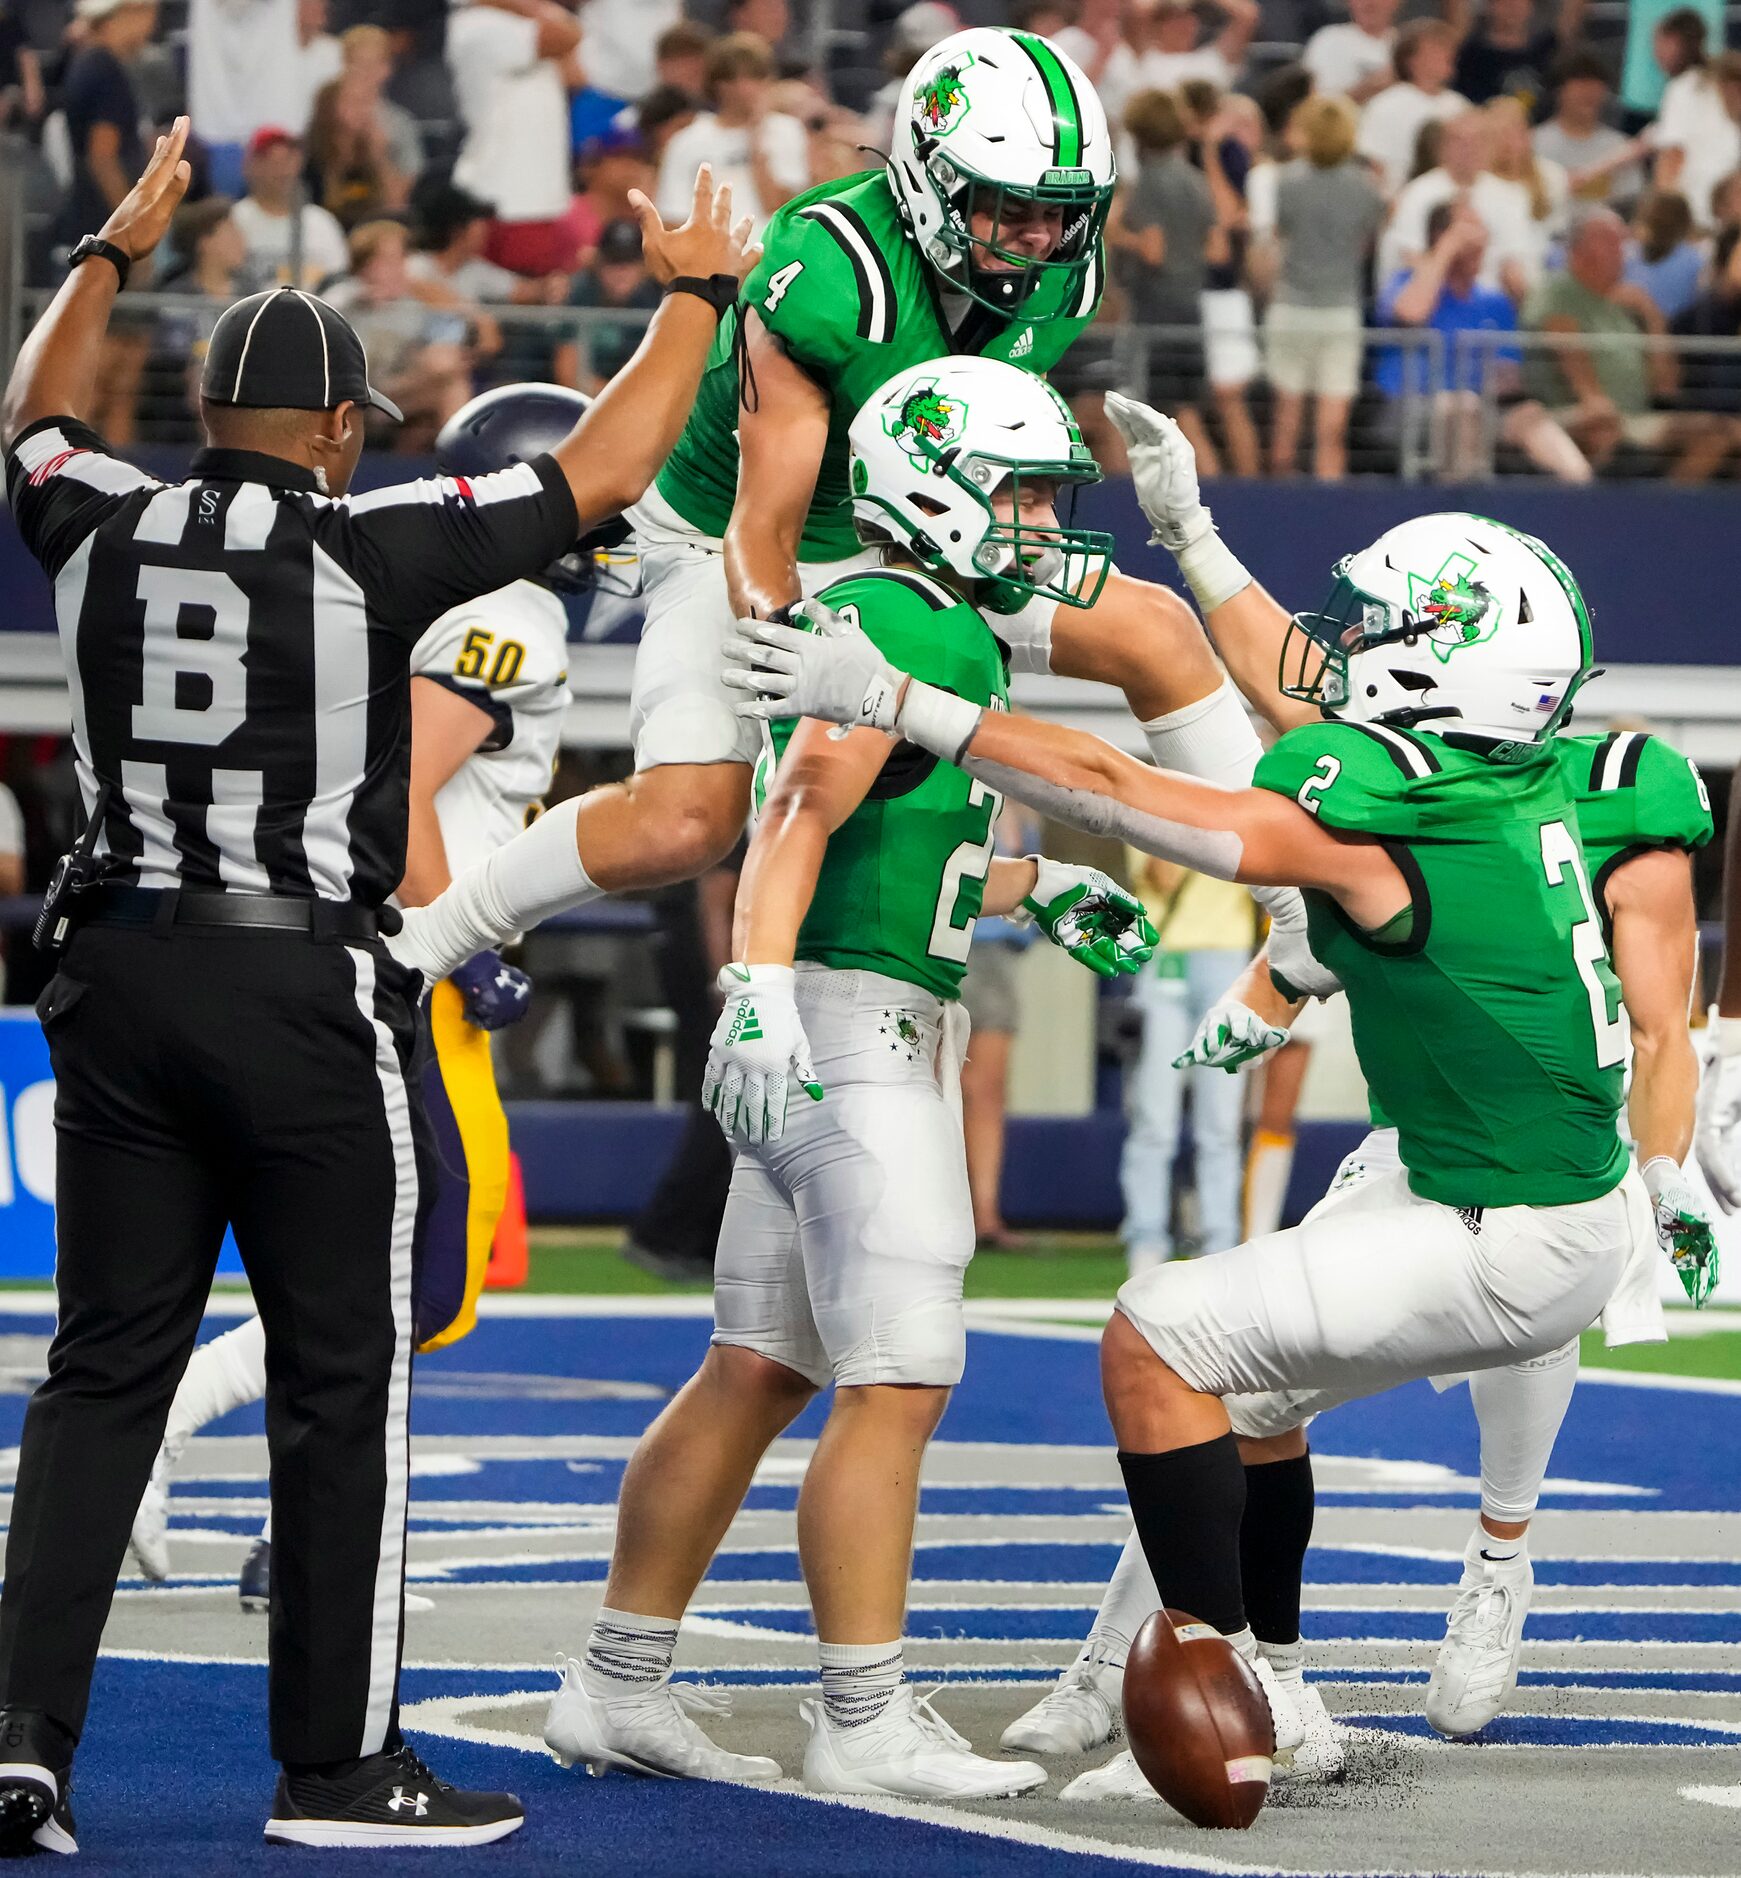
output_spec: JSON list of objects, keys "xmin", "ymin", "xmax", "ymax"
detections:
[
  {"xmin": 723, "ymin": 600, "xmax": 904, "ymax": 730},
  {"xmin": 702, "ymin": 964, "xmax": 824, "ymax": 1146},
  {"xmin": 1695, "ymin": 1010, "xmax": 1741, "ymax": 1214},
  {"xmin": 1174, "ymin": 997, "xmax": 1291, "ymax": 1073},
  {"xmin": 1641, "ymin": 1154, "xmax": 1721, "ymax": 1306},
  {"xmin": 1103, "ymin": 390, "xmax": 1214, "ymax": 553},
  {"xmin": 1261, "ymin": 889, "xmax": 1344, "ymax": 1000}
]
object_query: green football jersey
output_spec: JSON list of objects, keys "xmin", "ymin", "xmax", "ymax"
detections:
[
  {"xmin": 756, "ymin": 568, "xmax": 1009, "ymax": 1000},
  {"xmin": 1556, "ymin": 728, "xmax": 1714, "ymax": 933},
  {"xmin": 654, "ymin": 168, "xmax": 1103, "ymax": 560},
  {"xmin": 1254, "ymin": 720, "xmax": 1629, "ymax": 1209}
]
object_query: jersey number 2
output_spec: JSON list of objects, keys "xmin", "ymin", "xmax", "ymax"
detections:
[
  {"xmin": 928, "ymin": 778, "xmax": 999, "ymax": 966},
  {"xmin": 1540, "ymin": 819, "xmax": 1626, "ymax": 1070}
]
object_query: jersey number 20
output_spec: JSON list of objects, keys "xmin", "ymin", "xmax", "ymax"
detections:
[{"xmin": 1540, "ymin": 819, "xmax": 1626, "ymax": 1070}]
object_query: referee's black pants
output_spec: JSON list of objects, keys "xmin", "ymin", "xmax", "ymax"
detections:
[{"xmin": 0, "ymin": 921, "xmax": 430, "ymax": 1767}]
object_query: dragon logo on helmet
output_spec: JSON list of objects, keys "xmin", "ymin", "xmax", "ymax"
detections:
[
  {"xmin": 1407, "ymin": 552, "xmax": 1503, "ymax": 663},
  {"xmin": 915, "ymin": 53, "xmax": 975, "ymax": 136},
  {"xmin": 884, "ymin": 382, "xmax": 967, "ymax": 466}
]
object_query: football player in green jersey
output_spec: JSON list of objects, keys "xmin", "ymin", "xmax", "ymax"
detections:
[
  {"xmin": 541, "ymin": 359, "xmax": 1161, "ymax": 1800},
  {"xmin": 459, "ymin": 25, "xmax": 1334, "ymax": 1007},
  {"xmin": 731, "ymin": 477, "xmax": 1665, "ymax": 1785},
  {"xmin": 997, "ymin": 437, "xmax": 1718, "ymax": 1789}
]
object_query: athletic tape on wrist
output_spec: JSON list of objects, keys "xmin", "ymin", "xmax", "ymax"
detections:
[
  {"xmin": 1174, "ymin": 528, "xmax": 1253, "ymax": 615},
  {"xmin": 896, "ymin": 681, "xmax": 983, "ymax": 763}
]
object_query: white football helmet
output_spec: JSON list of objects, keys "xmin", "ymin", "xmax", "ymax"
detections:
[
  {"xmin": 889, "ymin": 27, "xmax": 1114, "ymax": 318},
  {"xmin": 1280, "ymin": 513, "xmax": 1598, "ymax": 744},
  {"xmin": 847, "ymin": 356, "xmax": 1112, "ymax": 613}
]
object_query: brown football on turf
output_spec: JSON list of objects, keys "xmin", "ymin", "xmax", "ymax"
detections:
[{"xmin": 1122, "ymin": 1608, "xmax": 1276, "ymax": 1829}]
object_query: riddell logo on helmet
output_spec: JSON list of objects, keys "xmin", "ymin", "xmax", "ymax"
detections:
[
  {"xmin": 1406, "ymin": 552, "xmax": 1502, "ymax": 663},
  {"xmin": 916, "ymin": 54, "xmax": 974, "ymax": 136},
  {"xmin": 886, "ymin": 382, "xmax": 967, "ymax": 466}
]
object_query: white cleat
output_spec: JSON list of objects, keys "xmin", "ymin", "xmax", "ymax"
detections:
[
  {"xmin": 1273, "ymin": 1677, "xmax": 1345, "ymax": 1780},
  {"xmin": 1060, "ymin": 1747, "xmax": 1155, "ymax": 1803},
  {"xmin": 802, "ymin": 1687, "xmax": 1046, "ymax": 1800},
  {"xmin": 128, "ymin": 1436, "xmax": 184, "ymax": 1582},
  {"xmin": 1426, "ymin": 1545, "xmax": 1533, "ymax": 1737},
  {"xmin": 1000, "ymin": 1648, "xmax": 1123, "ymax": 1755},
  {"xmin": 1250, "ymin": 1654, "xmax": 1305, "ymax": 1757},
  {"xmin": 543, "ymin": 1656, "xmax": 782, "ymax": 1783}
]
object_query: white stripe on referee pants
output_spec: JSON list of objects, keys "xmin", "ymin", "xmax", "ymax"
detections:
[{"xmin": 346, "ymin": 944, "xmax": 417, "ymax": 1758}]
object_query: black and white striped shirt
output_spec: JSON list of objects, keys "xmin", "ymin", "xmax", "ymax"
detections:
[{"xmin": 5, "ymin": 417, "xmax": 578, "ymax": 906}]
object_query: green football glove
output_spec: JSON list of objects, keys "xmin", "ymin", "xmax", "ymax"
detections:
[
  {"xmin": 1641, "ymin": 1155, "xmax": 1721, "ymax": 1308},
  {"xmin": 1016, "ymin": 857, "xmax": 1158, "ymax": 979},
  {"xmin": 1173, "ymin": 996, "xmax": 1291, "ymax": 1074}
]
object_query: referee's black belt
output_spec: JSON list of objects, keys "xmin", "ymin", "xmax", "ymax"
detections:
[{"xmin": 77, "ymin": 885, "xmax": 395, "ymax": 941}]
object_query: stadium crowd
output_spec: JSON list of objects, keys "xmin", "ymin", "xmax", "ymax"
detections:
[{"xmin": 0, "ymin": 0, "xmax": 1738, "ymax": 475}]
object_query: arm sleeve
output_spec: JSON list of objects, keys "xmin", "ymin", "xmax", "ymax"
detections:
[
  {"xmin": 336, "ymin": 455, "xmax": 580, "ymax": 639},
  {"xmin": 4, "ymin": 416, "xmax": 160, "ymax": 578},
  {"xmin": 1253, "ymin": 720, "xmax": 1417, "ymax": 835}
]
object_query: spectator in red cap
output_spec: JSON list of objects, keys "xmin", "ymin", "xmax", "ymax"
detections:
[{"xmin": 232, "ymin": 126, "xmax": 351, "ymax": 294}]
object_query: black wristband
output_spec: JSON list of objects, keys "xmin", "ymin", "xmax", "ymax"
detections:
[
  {"xmin": 68, "ymin": 235, "xmax": 131, "ymax": 290},
  {"xmin": 663, "ymin": 274, "xmax": 740, "ymax": 319}
]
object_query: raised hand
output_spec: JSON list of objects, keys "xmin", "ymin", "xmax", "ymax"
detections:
[
  {"xmin": 723, "ymin": 600, "xmax": 907, "ymax": 731},
  {"xmin": 98, "ymin": 115, "xmax": 193, "ymax": 263},
  {"xmin": 630, "ymin": 164, "xmax": 762, "ymax": 289},
  {"xmin": 1018, "ymin": 858, "xmax": 1158, "ymax": 979},
  {"xmin": 1102, "ymin": 390, "xmax": 1213, "ymax": 554}
]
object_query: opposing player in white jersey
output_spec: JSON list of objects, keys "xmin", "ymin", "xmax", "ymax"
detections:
[
  {"xmin": 998, "ymin": 398, "xmax": 1717, "ymax": 1790},
  {"xmin": 127, "ymin": 386, "xmax": 584, "ymax": 1594}
]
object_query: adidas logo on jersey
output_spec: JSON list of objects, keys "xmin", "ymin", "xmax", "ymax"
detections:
[{"xmin": 1008, "ymin": 328, "xmax": 1034, "ymax": 360}]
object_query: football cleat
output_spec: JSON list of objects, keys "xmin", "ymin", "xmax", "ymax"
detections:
[
  {"xmin": 801, "ymin": 1688, "xmax": 1046, "ymax": 1800},
  {"xmin": 239, "ymin": 1536, "xmax": 271, "ymax": 1613},
  {"xmin": 0, "ymin": 1710, "xmax": 76, "ymax": 1856},
  {"xmin": 1000, "ymin": 1646, "xmax": 1122, "ymax": 1755},
  {"xmin": 1250, "ymin": 1655, "xmax": 1305, "ymax": 1756},
  {"xmin": 129, "ymin": 1437, "xmax": 183, "ymax": 1584},
  {"xmin": 544, "ymin": 1657, "xmax": 781, "ymax": 1783},
  {"xmin": 263, "ymin": 1745, "xmax": 522, "ymax": 1847},
  {"xmin": 1059, "ymin": 1747, "xmax": 1154, "ymax": 1803},
  {"xmin": 1426, "ymin": 1540, "xmax": 1533, "ymax": 1737},
  {"xmin": 1272, "ymin": 1675, "xmax": 1345, "ymax": 1780}
]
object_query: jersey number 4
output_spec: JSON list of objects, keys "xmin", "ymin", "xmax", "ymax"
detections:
[
  {"xmin": 762, "ymin": 261, "xmax": 804, "ymax": 314},
  {"xmin": 1540, "ymin": 819, "xmax": 1626, "ymax": 1071}
]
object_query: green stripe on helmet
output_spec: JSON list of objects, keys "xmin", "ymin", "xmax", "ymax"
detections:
[
  {"xmin": 1478, "ymin": 514, "xmax": 1594, "ymax": 663},
  {"xmin": 1012, "ymin": 31, "xmax": 1083, "ymax": 168}
]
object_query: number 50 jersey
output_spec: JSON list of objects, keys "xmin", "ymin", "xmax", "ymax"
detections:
[
  {"xmin": 410, "ymin": 577, "xmax": 571, "ymax": 877},
  {"xmin": 1254, "ymin": 720, "xmax": 1633, "ymax": 1211}
]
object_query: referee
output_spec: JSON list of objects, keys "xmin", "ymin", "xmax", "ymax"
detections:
[{"xmin": 0, "ymin": 120, "xmax": 755, "ymax": 1853}]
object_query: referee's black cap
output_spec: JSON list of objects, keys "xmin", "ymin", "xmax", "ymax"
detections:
[{"xmin": 201, "ymin": 287, "xmax": 404, "ymax": 423}]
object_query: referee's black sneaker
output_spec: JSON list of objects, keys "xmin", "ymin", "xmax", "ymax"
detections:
[
  {"xmin": 263, "ymin": 1745, "xmax": 524, "ymax": 1847},
  {"xmin": 0, "ymin": 1708, "xmax": 76, "ymax": 1857}
]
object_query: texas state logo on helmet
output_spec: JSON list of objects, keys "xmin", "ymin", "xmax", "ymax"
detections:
[
  {"xmin": 1279, "ymin": 513, "xmax": 1599, "ymax": 745},
  {"xmin": 889, "ymin": 28, "xmax": 1114, "ymax": 318},
  {"xmin": 846, "ymin": 356, "xmax": 1113, "ymax": 613}
]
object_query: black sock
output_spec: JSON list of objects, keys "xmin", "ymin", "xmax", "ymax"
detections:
[
  {"xmin": 1118, "ymin": 1434, "xmax": 1247, "ymax": 1636},
  {"xmin": 1239, "ymin": 1450, "xmax": 1315, "ymax": 1647}
]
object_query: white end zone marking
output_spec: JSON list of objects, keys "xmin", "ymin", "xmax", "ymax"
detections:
[{"xmin": 1680, "ymin": 1785, "xmax": 1741, "ymax": 1808}]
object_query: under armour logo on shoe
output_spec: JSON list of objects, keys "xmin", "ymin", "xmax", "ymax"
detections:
[{"xmin": 387, "ymin": 1788, "xmax": 429, "ymax": 1816}]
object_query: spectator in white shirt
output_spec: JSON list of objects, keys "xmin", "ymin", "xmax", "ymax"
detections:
[
  {"xmin": 1133, "ymin": 0, "xmax": 1259, "ymax": 96},
  {"xmin": 1486, "ymin": 94, "xmax": 1568, "ymax": 270},
  {"xmin": 1653, "ymin": 43, "xmax": 1741, "ymax": 230},
  {"xmin": 448, "ymin": 0, "xmax": 584, "ymax": 276},
  {"xmin": 295, "ymin": 0, "xmax": 343, "ymax": 125},
  {"xmin": 1378, "ymin": 108, "xmax": 1538, "ymax": 301},
  {"xmin": 655, "ymin": 32, "xmax": 809, "ymax": 234},
  {"xmin": 578, "ymin": 0, "xmax": 682, "ymax": 111},
  {"xmin": 230, "ymin": 125, "xmax": 352, "ymax": 292},
  {"xmin": 1302, "ymin": 0, "xmax": 1399, "ymax": 106},
  {"xmin": 1356, "ymin": 17, "xmax": 1468, "ymax": 197},
  {"xmin": 187, "ymin": 0, "xmax": 305, "ymax": 194}
]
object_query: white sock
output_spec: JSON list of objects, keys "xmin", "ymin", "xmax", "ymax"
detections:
[
  {"xmin": 1139, "ymin": 679, "xmax": 1262, "ymax": 790},
  {"xmin": 818, "ymin": 1640, "xmax": 904, "ymax": 1730},
  {"xmin": 1259, "ymin": 1638, "xmax": 1305, "ymax": 1682},
  {"xmin": 1224, "ymin": 1623, "xmax": 1259, "ymax": 1661},
  {"xmin": 1083, "ymin": 1529, "xmax": 1160, "ymax": 1671},
  {"xmin": 1470, "ymin": 1340, "xmax": 1578, "ymax": 1527},
  {"xmin": 581, "ymin": 1605, "xmax": 679, "ymax": 1701},
  {"xmin": 402, "ymin": 796, "xmax": 601, "ymax": 981},
  {"xmin": 163, "ymin": 1315, "xmax": 268, "ymax": 1451},
  {"xmin": 1244, "ymin": 1128, "xmax": 1296, "ymax": 1239}
]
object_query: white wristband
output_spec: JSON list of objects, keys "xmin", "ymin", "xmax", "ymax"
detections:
[
  {"xmin": 1174, "ymin": 528, "xmax": 1253, "ymax": 616},
  {"xmin": 1639, "ymin": 1155, "xmax": 1678, "ymax": 1200},
  {"xmin": 897, "ymin": 679, "xmax": 983, "ymax": 763}
]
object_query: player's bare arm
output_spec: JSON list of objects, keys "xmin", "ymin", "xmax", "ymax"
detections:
[
  {"xmin": 1608, "ymin": 847, "xmax": 1701, "ymax": 1166},
  {"xmin": 546, "ymin": 168, "xmax": 761, "ymax": 531},
  {"xmin": 724, "ymin": 311, "xmax": 832, "ymax": 621},
  {"xmin": 3, "ymin": 116, "xmax": 191, "ymax": 443},
  {"xmin": 398, "ymin": 678, "xmax": 496, "ymax": 909}
]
